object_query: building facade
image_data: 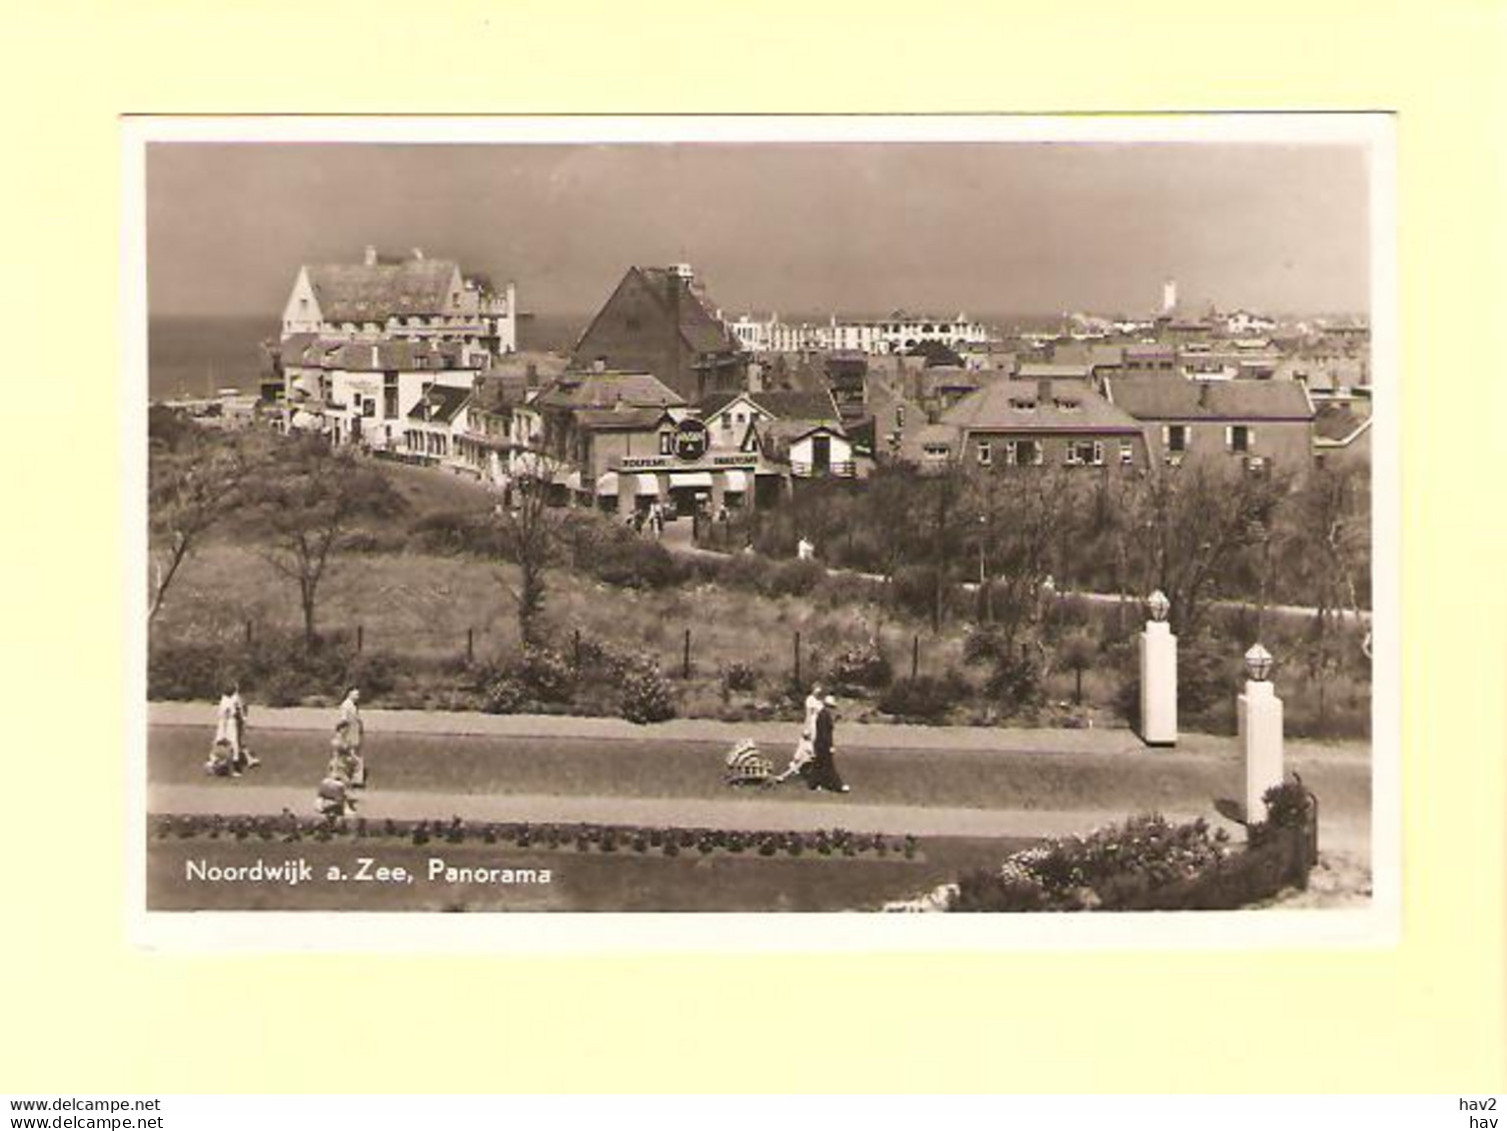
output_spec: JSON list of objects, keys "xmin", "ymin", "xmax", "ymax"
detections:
[{"xmin": 1105, "ymin": 375, "xmax": 1316, "ymax": 474}]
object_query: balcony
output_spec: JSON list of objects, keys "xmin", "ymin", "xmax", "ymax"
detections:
[{"xmin": 790, "ymin": 460, "xmax": 856, "ymax": 478}]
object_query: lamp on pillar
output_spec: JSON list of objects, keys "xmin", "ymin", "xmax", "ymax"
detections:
[
  {"xmin": 1138, "ymin": 589, "xmax": 1177, "ymax": 746},
  {"xmin": 1239, "ymin": 642, "xmax": 1284, "ymax": 823}
]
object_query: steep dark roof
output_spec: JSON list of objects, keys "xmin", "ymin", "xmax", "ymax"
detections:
[
  {"xmin": 943, "ymin": 379, "xmax": 1141, "ymax": 434},
  {"xmin": 306, "ymin": 257, "xmax": 462, "ymax": 322},
  {"xmin": 406, "ymin": 384, "xmax": 471, "ymax": 424},
  {"xmin": 1107, "ymin": 376, "xmax": 1314, "ymax": 421},
  {"xmin": 637, "ymin": 267, "xmax": 743, "ymax": 356}
]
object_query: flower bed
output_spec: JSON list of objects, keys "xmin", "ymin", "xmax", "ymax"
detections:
[
  {"xmin": 149, "ymin": 813, "xmax": 920, "ymax": 862},
  {"xmin": 904, "ymin": 780, "xmax": 1317, "ymax": 913}
]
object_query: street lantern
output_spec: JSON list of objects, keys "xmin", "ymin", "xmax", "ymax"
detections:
[
  {"xmin": 1147, "ymin": 589, "xmax": 1170, "ymax": 623},
  {"xmin": 1244, "ymin": 643, "xmax": 1274, "ymax": 682}
]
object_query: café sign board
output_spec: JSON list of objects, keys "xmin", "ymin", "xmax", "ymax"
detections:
[{"xmin": 674, "ymin": 419, "xmax": 708, "ymax": 461}]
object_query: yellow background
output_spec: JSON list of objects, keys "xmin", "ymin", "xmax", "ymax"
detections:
[{"xmin": 1, "ymin": 0, "xmax": 1504, "ymax": 1093}]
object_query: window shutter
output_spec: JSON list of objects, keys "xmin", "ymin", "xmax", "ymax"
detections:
[
  {"xmin": 1161, "ymin": 425, "xmax": 1169, "ymax": 445},
  {"xmin": 1093, "ymin": 441, "xmax": 1103, "ymax": 465},
  {"xmin": 1248, "ymin": 427, "xmax": 1257, "ymax": 449},
  {"xmin": 1225, "ymin": 425, "xmax": 1234, "ymax": 449}
]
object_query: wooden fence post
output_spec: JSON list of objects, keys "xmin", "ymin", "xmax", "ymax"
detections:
[
  {"xmin": 683, "ymin": 628, "xmax": 691, "ymax": 679},
  {"xmin": 356, "ymin": 625, "xmax": 364, "ymax": 653},
  {"xmin": 794, "ymin": 630, "xmax": 802, "ymax": 690},
  {"xmin": 466, "ymin": 628, "xmax": 474, "ymax": 665},
  {"xmin": 244, "ymin": 619, "xmax": 253, "ymax": 646},
  {"xmin": 573, "ymin": 627, "xmax": 581, "ymax": 670},
  {"xmin": 912, "ymin": 634, "xmax": 919, "ymax": 680}
]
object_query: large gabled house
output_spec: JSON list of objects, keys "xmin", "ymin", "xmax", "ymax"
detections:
[
  {"xmin": 1105, "ymin": 375, "xmax": 1316, "ymax": 474},
  {"xmin": 937, "ymin": 377, "xmax": 1149, "ymax": 473},
  {"xmin": 280, "ymin": 245, "xmax": 516, "ymax": 354},
  {"xmin": 571, "ymin": 264, "xmax": 747, "ymax": 403}
]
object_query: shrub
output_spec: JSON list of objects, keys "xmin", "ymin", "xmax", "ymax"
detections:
[
  {"xmin": 483, "ymin": 677, "xmax": 528, "ymax": 715},
  {"xmin": 619, "ymin": 660, "xmax": 676, "ymax": 724},
  {"xmin": 513, "ymin": 645, "xmax": 576, "ymax": 703},
  {"xmin": 828, "ymin": 640, "xmax": 893, "ymax": 691},
  {"xmin": 962, "ymin": 625, "xmax": 1008, "ymax": 667},
  {"xmin": 404, "ymin": 509, "xmax": 494, "ymax": 557},
  {"xmin": 767, "ymin": 558, "xmax": 826, "ymax": 598},
  {"xmin": 878, "ymin": 672, "xmax": 967, "ymax": 721},
  {"xmin": 985, "ymin": 648, "xmax": 1045, "ymax": 712},
  {"xmin": 721, "ymin": 660, "xmax": 758, "ymax": 694},
  {"xmin": 949, "ymin": 813, "xmax": 1233, "ymax": 912},
  {"xmin": 148, "ymin": 640, "xmax": 231, "ymax": 701}
]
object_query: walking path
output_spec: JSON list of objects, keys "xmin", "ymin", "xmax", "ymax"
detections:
[
  {"xmin": 147, "ymin": 701, "xmax": 1368, "ymax": 762},
  {"xmin": 670, "ymin": 535, "xmax": 1372, "ymax": 626}
]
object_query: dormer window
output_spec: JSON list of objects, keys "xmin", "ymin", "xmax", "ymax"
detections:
[
  {"xmin": 1053, "ymin": 398, "xmax": 1081, "ymax": 411},
  {"xmin": 1009, "ymin": 398, "xmax": 1037, "ymax": 412}
]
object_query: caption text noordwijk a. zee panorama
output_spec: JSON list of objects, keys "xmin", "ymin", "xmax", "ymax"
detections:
[{"xmin": 183, "ymin": 856, "xmax": 552, "ymax": 886}]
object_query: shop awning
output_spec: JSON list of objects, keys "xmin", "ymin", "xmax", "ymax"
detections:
[
  {"xmin": 633, "ymin": 474, "xmax": 660, "ymax": 496},
  {"xmin": 595, "ymin": 472, "xmax": 619, "ymax": 496},
  {"xmin": 721, "ymin": 470, "xmax": 749, "ymax": 493},
  {"xmin": 669, "ymin": 471, "xmax": 714, "ymax": 489}
]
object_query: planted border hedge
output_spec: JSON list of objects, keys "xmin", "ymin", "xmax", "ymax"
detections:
[{"xmin": 149, "ymin": 813, "xmax": 920, "ymax": 861}]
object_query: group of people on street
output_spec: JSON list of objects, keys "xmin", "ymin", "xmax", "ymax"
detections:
[
  {"xmin": 627, "ymin": 502, "xmax": 666, "ymax": 538},
  {"xmin": 772, "ymin": 683, "xmax": 849, "ymax": 793},
  {"xmin": 204, "ymin": 683, "xmax": 258, "ymax": 776},
  {"xmin": 205, "ymin": 683, "xmax": 368, "ymax": 820},
  {"xmin": 317, "ymin": 687, "xmax": 366, "ymax": 818}
]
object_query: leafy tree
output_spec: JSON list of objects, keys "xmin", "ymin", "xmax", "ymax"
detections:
[{"xmin": 245, "ymin": 436, "xmax": 402, "ymax": 648}]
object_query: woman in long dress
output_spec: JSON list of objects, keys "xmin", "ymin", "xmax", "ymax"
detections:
[{"xmin": 772, "ymin": 683, "xmax": 825, "ymax": 785}]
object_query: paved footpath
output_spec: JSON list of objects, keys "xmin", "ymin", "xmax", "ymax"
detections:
[{"xmin": 148, "ymin": 702, "xmax": 1368, "ymax": 762}]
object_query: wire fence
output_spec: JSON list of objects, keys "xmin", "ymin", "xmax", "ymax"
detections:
[{"xmin": 155, "ymin": 616, "xmax": 944, "ymax": 685}]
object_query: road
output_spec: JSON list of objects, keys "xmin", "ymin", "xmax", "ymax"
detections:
[{"xmin": 147, "ymin": 720, "xmax": 1371, "ymax": 852}]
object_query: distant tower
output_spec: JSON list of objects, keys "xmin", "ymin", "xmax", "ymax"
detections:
[{"xmin": 1162, "ymin": 278, "xmax": 1178, "ymax": 315}]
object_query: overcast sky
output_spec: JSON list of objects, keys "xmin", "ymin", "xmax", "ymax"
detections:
[{"xmin": 146, "ymin": 142, "xmax": 1369, "ymax": 319}]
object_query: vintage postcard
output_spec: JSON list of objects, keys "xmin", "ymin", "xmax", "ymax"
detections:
[{"xmin": 125, "ymin": 114, "xmax": 1396, "ymax": 949}]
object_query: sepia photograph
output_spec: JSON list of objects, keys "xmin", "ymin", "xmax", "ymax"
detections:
[{"xmin": 130, "ymin": 116, "xmax": 1393, "ymax": 932}]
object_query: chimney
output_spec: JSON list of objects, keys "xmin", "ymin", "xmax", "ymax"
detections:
[
  {"xmin": 1037, "ymin": 377, "xmax": 1052, "ymax": 403},
  {"xmin": 364, "ymin": 245, "xmax": 378, "ymax": 267},
  {"xmin": 411, "ymin": 247, "xmax": 424, "ymax": 261}
]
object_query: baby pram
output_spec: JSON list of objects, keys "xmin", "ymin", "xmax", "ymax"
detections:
[{"xmin": 723, "ymin": 738, "xmax": 776, "ymax": 787}]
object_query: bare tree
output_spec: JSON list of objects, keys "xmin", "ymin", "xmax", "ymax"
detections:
[
  {"xmin": 147, "ymin": 412, "xmax": 255, "ymax": 623},
  {"xmin": 247, "ymin": 436, "xmax": 400, "ymax": 648},
  {"xmin": 1131, "ymin": 461, "xmax": 1288, "ymax": 637},
  {"xmin": 969, "ymin": 463, "xmax": 1076, "ymax": 652},
  {"xmin": 494, "ymin": 469, "xmax": 556, "ymax": 646}
]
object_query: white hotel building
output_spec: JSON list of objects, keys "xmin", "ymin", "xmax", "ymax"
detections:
[{"xmin": 728, "ymin": 311, "xmax": 992, "ymax": 355}]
